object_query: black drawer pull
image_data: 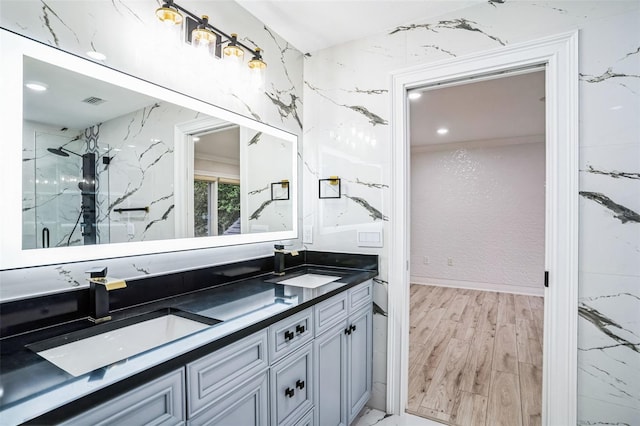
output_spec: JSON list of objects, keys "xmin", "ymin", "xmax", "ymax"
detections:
[
  {"xmin": 296, "ymin": 324, "xmax": 305, "ymax": 334},
  {"xmin": 350, "ymin": 324, "xmax": 357, "ymax": 333},
  {"xmin": 296, "ymin": 379, "xmax": 305, "ymax": 390},
  {"xmin": 284, "ymin": 330, "xmax": 295, "ymax": 341},
  {"xmin": 285, "ymin": 387, "xmax": 295, "ymax": 398},
  {"xmin": 344, "ymin": 328, "xmax": 351, "ymax": 335}
]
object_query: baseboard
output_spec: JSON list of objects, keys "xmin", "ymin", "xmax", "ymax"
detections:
[{"xmin": 410, "ymin": 276, "xmax": 544, "ymax": 297}]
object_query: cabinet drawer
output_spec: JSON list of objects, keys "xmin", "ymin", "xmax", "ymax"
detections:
[
  {"xmin": 187, "ymin": 330, "xmax": 268, "ymax": 418},
  {"xmin": 270, "ymin": 344, "xmax": 314, "ymax": 426},
  {"xmin": 61, "ymin": 369, "xmax": 185, "ymax": 426},
  {"xmin": 294, "ymin": 408, "xmax": 314, "ymax": 426},
  {"xmin": 269, "ymin": 307, "xmax": 313, "ymax": 362},
  {"xmin": 187, "ymin": 371, "xmax": 269, "ymax": 426},
  {"xmin": 348, "ymin": 280, "xmax": 372, "ymax": 312},
  {"xmin": 314, "ymin": 291, "xmax": 348, "ymax": 336}
]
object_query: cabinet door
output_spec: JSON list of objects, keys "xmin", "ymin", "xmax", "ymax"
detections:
[
  {"xmin": 187, "ymin": 371, "xmax": 268, "ymax": 426},
  {"xmin": 314, "ymin": 320, "xmax": 348, "ymax": 426},
  {"xmin": 60, "ymin": 369, "xmax": 185, "ymax": 426},
  {"xmin": 187, "ymin": 330, "xmax": 268, "ymax": 418},
  {"xmin": 271, "ymin": 343, "xmax": 314, "ymax": 426},
  {"xmin": 347, "ymin": 306, "xmax": 372, "ymax": 424}
]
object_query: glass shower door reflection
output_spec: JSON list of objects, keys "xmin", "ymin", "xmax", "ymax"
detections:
[{"xmin": 24, "ymin": 131, "xmax": 110, "ymax": 249}]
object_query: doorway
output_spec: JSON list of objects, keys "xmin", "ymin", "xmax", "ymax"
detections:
[
  {"xmin": 406, "ymin": 70, "xmax": 545, "ymax": 425},
  {"xmin": 387, "ymin": 31, "xmax": 579, "ymax": 425}
]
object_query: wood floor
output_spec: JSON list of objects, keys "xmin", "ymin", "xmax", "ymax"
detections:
[{"xmin": 407, "ymin": 284, "xmax": 544, "ymax": 426}]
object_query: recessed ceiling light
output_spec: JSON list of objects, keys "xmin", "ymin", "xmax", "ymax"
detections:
[
  {"xmin": 408, "ymin": 92, "xmax": 422, "ymax": 100},
  {"xmin": 87, "ymin": 51, "xmax": 107, "ymax": 61},
  {"xmin": 25, "ymin": 82, "xmax": 48, "ymax": 92},
  {"xmin": 437, "ymin": 128, "xmax": 449, "ymax": 135},
  {"xmin": 193, "ymin": 136, "xmax": 200, "ymax": 142}
]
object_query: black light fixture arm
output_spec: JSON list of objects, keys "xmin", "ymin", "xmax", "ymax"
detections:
[{"xmin": 162, "ymin": 0, "xmax": 260, "ymax": 53}]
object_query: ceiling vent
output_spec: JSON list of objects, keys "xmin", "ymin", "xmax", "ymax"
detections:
[{"xmin": 82, "ymin": 96, "xmax": 106, "ymax": 106}]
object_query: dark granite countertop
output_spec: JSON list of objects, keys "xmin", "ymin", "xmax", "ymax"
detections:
[{"xmin": 0, "ymin": 252, "xmax": 377, "ymax": 425}]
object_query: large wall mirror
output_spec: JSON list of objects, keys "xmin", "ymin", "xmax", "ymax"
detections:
[{"xmin": 0, "ymin": 29, "xmax": 298, "ymax": 269}]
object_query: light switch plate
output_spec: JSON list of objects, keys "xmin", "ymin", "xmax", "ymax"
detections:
[
  {"xmin": 357, "ymin": 228, "xmax": 383, "ymax": 247},
  {"xmin": 303, "ymin": 225, "xmax": 313, "ymax": 244}
]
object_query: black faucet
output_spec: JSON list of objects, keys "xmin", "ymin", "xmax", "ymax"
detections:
[
  {"xmin": 273, "ymin": 244, "xmax": 300, "ymax": 276},
  {"xmin": 274, "ymin": 244, "xmax": 286, "ymax": 276},
  {"xmin": 86, "ymin": 267, "xmax": 127, "ymax": 323}
]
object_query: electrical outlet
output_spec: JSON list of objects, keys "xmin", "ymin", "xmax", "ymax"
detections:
[
  {"xmin": 447, "ymin": 257, "xmax": 453, "ymax": 266},
  {"xmin": 303, "ymin": 225, "xmax": 313, "ymax": 244},
  {"xmin": 423, "ymin": 256, "xmax": 429, "ymax": 265}
]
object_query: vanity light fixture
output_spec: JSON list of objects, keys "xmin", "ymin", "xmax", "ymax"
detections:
[
  {"xmin": 436, "ymin": 128, "xmax": 449, "ymax": 135},
  {"xmin": 223, "ymin": 33, "xmax": 244, "ymax": 61},
  {"xmin": 191, "ymin": 15, "xmax": 217, "ymax": 54},
  {"xmin": 271, "ymin": 180, "xmax": 290, "ymax": 201},
  {"xmin": 319, "ymin": 176, "xmax": 341, "ymax": 199},
  {"xmin": 155, "ymin": 2, "xmax": 183, "ymax": 25},
  {"xmin": 154, "ymin": 0, "xmax": 266, "ymax": 77}
]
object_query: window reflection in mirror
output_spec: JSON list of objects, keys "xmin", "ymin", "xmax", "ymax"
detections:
[{"xmin": 192, "ymin": 125, "xmax": 241, "ymax": 237}]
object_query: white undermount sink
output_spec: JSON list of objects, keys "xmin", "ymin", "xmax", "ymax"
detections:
[
  {"xmin": 278, "ymin": 273, "xmax": 342, "ymax": 289},
  {"xmin": 32, "ymin": 313, "xmax": 213, "ymax": 377}
]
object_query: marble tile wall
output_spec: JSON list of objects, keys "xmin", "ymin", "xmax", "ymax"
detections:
[
  {"xmin": 302, "ymin": 1, "xmax": 639, "ymax": 421},
  {"xmin": 0, "ymin": 0, "xmax": 303, "ymax": 299}
]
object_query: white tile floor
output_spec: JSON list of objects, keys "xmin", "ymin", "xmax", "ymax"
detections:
[{"xmin": 353, "ymin": 408, "xmax": 444, "ymax": 426}]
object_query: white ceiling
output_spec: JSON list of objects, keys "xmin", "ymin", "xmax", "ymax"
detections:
[
  {"xmin": 23, "ymin": 57, "xmax": 157, "ymax": 130},
  {"xmin": 409, "ymin": 70, "xmax": 546, "ymax": 146},
  {"xmin": 235, "ymin": 0, "xmax": 483, "ymax": 53}
]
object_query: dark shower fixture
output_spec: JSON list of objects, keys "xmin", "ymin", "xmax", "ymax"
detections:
[
  {"xmin": 47, "ymin": 146, "xmax": 83, "ymax": 158},
  {"xmin": 47, "ymin": 146, "xmax": 98, "ymax": 246}
]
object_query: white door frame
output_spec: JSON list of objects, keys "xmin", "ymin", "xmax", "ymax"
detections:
[{"xmin": 388, "ymin": 31, "xmax": 579, "ymax": 425}]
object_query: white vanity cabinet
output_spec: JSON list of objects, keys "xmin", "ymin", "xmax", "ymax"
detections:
[
  {"xmin": 60, "ymin": 369, "xmax": 186, "ymax": 426},
  {"xmin": 313, "ymin": 280, "xmax": 373, "ymax": 426},
  {"xmin": 47, "ymin": 282, "xmax": 372, "ymax": 426}
]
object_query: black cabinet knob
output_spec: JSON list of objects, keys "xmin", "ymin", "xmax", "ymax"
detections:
[
  {"xmin": 284, "ymin": 330, "xmax": 294, "ymax": 341},
  {"xmin": 285, "ymin": 387, "xmax": 295, "ymax": 398},
  {"xmin": 344, "ymin": 328, "xmax": 351, "ymax": 335},
  {"xmin": 296, "ymin": 324, "xmax": 305, "ymax": 334},
  {"xmin": 296, "ymin": 379, "xmax": 305, "ymax": 390},
  {"xmin": 350, "ymin": 324, "xmax": 357, "ymax": 333}
]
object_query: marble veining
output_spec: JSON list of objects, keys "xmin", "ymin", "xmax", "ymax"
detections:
[
  {"xmin": 372, "ymin": 302, "xmax": 387, "ymax": 317},
  {"xmin": 142, "ymin": 204, "xmax": 174, "ymax": 235},
  {"xmin": 230, "ymin": 94, "xmax": 262, "ymax": 121},
  {"xmin": 132, "ymin": 264, "xmax": 150, "ymax": 275},
  {"xmin": 263, "ymin": 26, "xmax": 297, "ymax": 91},
  {"xmin": 305, "ymin": 81, "xmax": 388, "ymax": 126},
  {"xmin": 421, "ymin": 44, "xmax": 457, "ymax": 57},
  {"xmin": 55, "ymin": 266, "xmax": 81, "ymax": 287},
  {"xmin": 249, "ymin": 199, "xmax": 274, "ymax": 220},
  {"xmin": 265, "ymin": 90, "xmax": 303, "ymax": 130},
  {"xmin": 108, "ymin": 0, "xmax": 143, "ymax": 23},
  {"xmin": 346, "ymin": 88, "xmax": 389, "ymax": 95},
  {"xmin": 343, "ymin": 195, "xmax": 388, "ymax": 221},
  {"xmin": 40, "ymin": 0, "xmax": 79, "ymax": 46},
  {"xmin": 578, "ymin": 304, "xmax": 639, "ymax": 353},
  {"xmin": 352, "ymin": 179, "xmax": 389, "ymax": 189},
  {"xmin": 389, "ymin": 18, "xmax": 506, "ymax": 47},
  {"xmin": 248, "ymin": 131, "xmax": 262, "ymax": 145},
  {"xmin": 248, "ymin": 185, "xmax": 269, "ymax": 195},
  {"xmin": 579, "ymin": 191, "xmax": 640, "ymax": 224},
  {"xmin": 583, "ymin": 166, "xmax": 640, "ymax": 180}
]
